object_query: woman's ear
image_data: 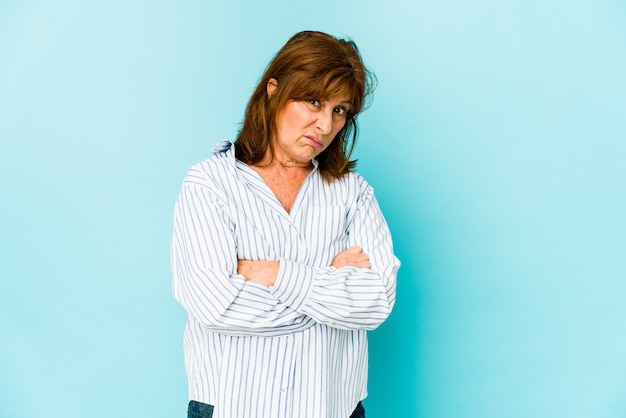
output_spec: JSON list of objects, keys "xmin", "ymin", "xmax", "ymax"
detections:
[{"xmin": 267, "ymin": 78, "xmax": 278, "ymax": 98}]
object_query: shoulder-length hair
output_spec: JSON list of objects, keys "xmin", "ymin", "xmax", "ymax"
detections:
[{"xmin": 234, "ymin": 30, "xmax": 375, "ymax": 182}]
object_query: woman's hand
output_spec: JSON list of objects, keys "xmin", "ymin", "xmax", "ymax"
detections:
[
  {"xmin": 237, "ymin": 260, "xmax": 280, "ymax": 287},
  {"xmin": 238, "ymin": 246, "xmax": 370, "ymax": 287},
  {"xmin": 331, "ymin": 246, "xmax": 371, "ymax": 269}
]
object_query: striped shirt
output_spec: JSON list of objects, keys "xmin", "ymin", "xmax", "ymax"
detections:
[{"xmin": 171, "ymin": 140, "xmax": 400, "ymax": 418}]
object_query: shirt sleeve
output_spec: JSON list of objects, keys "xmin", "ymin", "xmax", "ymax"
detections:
[
  {"xmin": 270, "ymin": 180, "xmax": 400, "ymax": 331},
  {"xmin": 171, "ymin": 179, "xmax": 314, "ymax": 337}
]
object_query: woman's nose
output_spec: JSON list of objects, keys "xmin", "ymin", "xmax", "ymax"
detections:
[{"xmin": 316, "ymin": 109, "xmax": 333, "ymax": 135}]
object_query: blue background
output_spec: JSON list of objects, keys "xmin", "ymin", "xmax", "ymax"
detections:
[{"xmin": 1, "ymin": 1, "xmax": 625, "ymax": 417}]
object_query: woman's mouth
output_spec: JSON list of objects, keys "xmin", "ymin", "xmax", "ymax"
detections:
[{"xmin": 304, "ymin": 135, "xmax": 324, "ymax": 148}]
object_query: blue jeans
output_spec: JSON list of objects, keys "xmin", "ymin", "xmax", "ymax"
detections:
[{"xmin": 187, "ymin": 400, "xmax": 365, "ymax": 418}]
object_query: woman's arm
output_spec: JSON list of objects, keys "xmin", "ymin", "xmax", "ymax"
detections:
[
  {"xmin": 276, "ymin": 185, "xmax": 400, "ymax": 330},
  {"xmin": 171, "ymin": 181, "xmax": 314, "ymax": 337},
  {"xmin": 237, "ymin": 246, "xmax": 371, "ymax": 287},
  {"xmin": 240, "ymin": 181, "xmax": 400, "ymax": 331}
]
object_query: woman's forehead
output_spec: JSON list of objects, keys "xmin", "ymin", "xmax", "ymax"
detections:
[
  {"xmin": 288, "ymin": 75, "xmax": 358, "ymax": 104},
  {"xmin": 322, "ymin": 83, "xmax": 355, "ymax": 102},
  {"xmin": 328, "ymin": 96, "xmax": 352, "ymax": 106}
]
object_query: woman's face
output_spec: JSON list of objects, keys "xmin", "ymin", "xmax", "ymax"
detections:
[{"xmin": 271, "ymin": 86, "xmax": 351, "ymax": 166}]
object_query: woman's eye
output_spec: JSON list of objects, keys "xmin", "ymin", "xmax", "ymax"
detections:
[
  {"xmin": 334, "ymin": 106, "xmax": 347, "ymax": 116},
  {"xmin": 308, "ymin": 99, "xmax": 321, "ymax": 107}
]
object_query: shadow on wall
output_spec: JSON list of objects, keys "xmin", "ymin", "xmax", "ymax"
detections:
[
  {"xmin": 362, "ymin": 186, "xmax": 425, "ymax": 416},
  {"xmin": 367, "ymin": 259, "xmax": 422, "ymax": 415}
]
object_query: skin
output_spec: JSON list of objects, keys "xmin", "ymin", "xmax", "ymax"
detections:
[
  {"xmin": 267, "ymin": 80, "xmax": 352, "ymax": 167},
  {"xmin": 237, "ymin": 78, "xmax": 371, "ymax": 287},
  {"xmin": 238, "ymin": 246, "xmax": 371, "ymax": 287}
]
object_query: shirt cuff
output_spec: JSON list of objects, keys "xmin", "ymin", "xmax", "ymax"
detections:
[{"xmin": 271, "ymin": 258, "xmax": 314, "ymax": 311}]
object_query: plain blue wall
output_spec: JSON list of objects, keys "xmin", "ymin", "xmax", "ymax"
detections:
[{"xmin": 1, "ymin": 1, "xmax": 625, "ymax": 417}]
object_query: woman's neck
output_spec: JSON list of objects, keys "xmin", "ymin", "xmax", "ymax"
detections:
[
  {"xmin": 254, "ymin": 153, "xmax": 313, "ymax": 174},
  {"xmin": 251, "ymin": 155, "xmax": 313, "ymax": 213}
]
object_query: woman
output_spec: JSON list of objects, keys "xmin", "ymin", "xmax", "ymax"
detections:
[{"xmin": 172, "ymin": 30, "xmax": 400, "ymax": 418}]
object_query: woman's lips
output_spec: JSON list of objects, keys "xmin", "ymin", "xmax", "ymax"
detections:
[{"xmin": 305, "ymin": 135, "xmax": 324, "ymax": 148}]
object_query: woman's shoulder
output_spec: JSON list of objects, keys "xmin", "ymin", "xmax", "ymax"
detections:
[
  {"xmin": 317, "ymin": 170, "xmax": 374, "ymax": 207},
  {"xmin": 183, "ymin": 140, "xmax": 236, "ymax": 187},
  {"xmin": 333, "ymin": 170, "xmax": 372, "ymax": 193}
]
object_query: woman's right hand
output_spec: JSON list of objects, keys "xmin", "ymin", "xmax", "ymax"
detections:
[{"xmin": 331, "ymin": 246, "xmax": 371, "ymax": 269}]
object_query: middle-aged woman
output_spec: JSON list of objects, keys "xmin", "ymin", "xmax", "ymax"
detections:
[{"xmin": 172, "ymin": 30, "xmax": 401, "ymax": 418}]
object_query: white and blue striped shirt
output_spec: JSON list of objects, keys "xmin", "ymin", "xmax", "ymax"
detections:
[{"xmin": 171, "ymin": 141, "xmax": 400, "ymax": 418}]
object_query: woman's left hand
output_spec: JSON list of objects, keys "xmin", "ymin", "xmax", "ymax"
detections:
[{"xmin": 237, "ymin": 260, "xmax": 280, "ymax": 287}]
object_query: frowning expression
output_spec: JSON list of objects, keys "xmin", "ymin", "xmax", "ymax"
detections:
[{"xmin": 269, "ymin": 82, "xmax": 351, "ymax": 165}]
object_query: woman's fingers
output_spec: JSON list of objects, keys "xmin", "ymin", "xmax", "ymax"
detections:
[{"xmin": 331, "ymin": 246, "xmax": 371, "ymax": 269}]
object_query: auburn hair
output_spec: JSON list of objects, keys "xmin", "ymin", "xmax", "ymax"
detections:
[{"xmin": 234, "ymin": 30, "xmax": 375, "ymax": 182}]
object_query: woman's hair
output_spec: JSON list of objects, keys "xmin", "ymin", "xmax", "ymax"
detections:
[{"xmin": 235, "ymin": 30, "xmax": 375, "ymax": 182}]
